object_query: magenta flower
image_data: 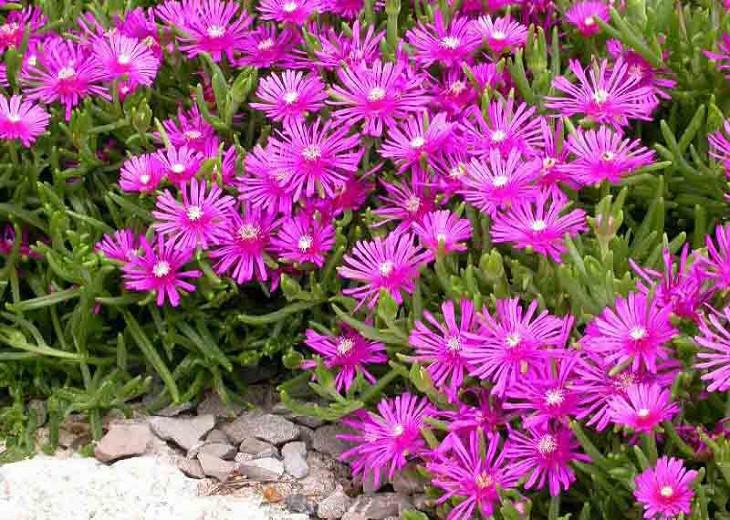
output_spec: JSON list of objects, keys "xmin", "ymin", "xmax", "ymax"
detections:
[
  {"xmin": 709, "ymin": 119, "xmax": 730, "ymax": 177},
  {"xmin": 373, "ymin": 174, "xmax": 437, "ymax": 231},
  {"xmin": 160, "ymin": 105, "xmax": 217, "ymax": 154},
  {"xmin": 413, "ymin": 210, "xmax": 472, "ymax": 256},
  {"xmin": 313, "ymin": 21, "xmax": 384, "ymax": 70},
  {"xmin": 121, "ymin": 235, "xmax": 201, "ymax": 307},
  {"xmin": 119, "ymin": 153, "xmax": 164, "ymax": 193},
  {"xmin": 96, "ymin": 229, "xmax": 140, "ymax": 262},
  {"xmin": 258, "ymin": 0, "xmax": 322, "ymax": 24},
  {"xmin": 697, "ymin": 223, "xmax": 730, "ymax": 289},
  {"xmin": 705, "ymin": 33, "xmax": 730, "ymax": 79},
  {"xmin": 581, "ymin": 292, "xmax": 678, "ymax": 373},
  {"xmin": 608, "ymin": 383, "xmax": 679, "ymax": 432},
  {"xmin": 460, "ymin": 150, "xmax": 540, "ymax": 217},
  {"xmin": 0, "ymin": 94, "xmax": 50, "ymax": 147},
  {"xmin": 607, "ymin": 39, "xmax": 676, "ymax": 100},
  {"xmin": 694, "ymin": 308, "xmax": 730, "ymax": 393},
  {"xmin": 268, "ymin": 118, "xmax": 363, "ymax": 201},
  {"xmin": 240, "ymin": 144, "xmax": 294, "ymax": 215},
  {"xmin": 152, "ymin": 179, "xmax": 236, "ymax": 250},
  {"xmin": 235, "ymin": 25, "xmax": 298, "ymax": 68},
  {"xmin": 338, "ymin": 231, "xmax": 431, "ymax": 309},
  {"xmin": 92, "ymin": 33, "xmax": 160, "ymax": 89},
  {"xmin": 444, "ymin": 388, "xmax": 506, "ymax": 438},
  {"xmin": 634, "ymin": 457, "xmax": 698, "ymax": 520},
  {"xmin": 339, "ymin": 393, "xmax": 434, "ymax": 488},
  {"xmin": 546, "ymin": 58, "xmax": 658, "ymax": 129},
  {"xmin": 379, "ymin": 112, "xmax": 454, "ymax": 173},
  {"xmin": 561, "ymin": 126, "xmax": 655, "ymax": 186},
  {"xmin": 426, "ymin": 431, "xmax": 518, "ymax": 520},
  {"xmin": 490, "ymin": 189, "xmax": 587, "ymax": 263},
  {"xmin": 409, "ymin": 299, "xmax": 477, "ymax": 401},
  {"xmin": 461, "ymin": 99, "xmax": 544, "ymax": 158},
  {"xmin": 156, "ymin": 146, "xmax": 204, "ymax": 186},
  {"xmin": 407, "ymin": 12, "xmax": 482, "ymax": 68},
  {"xmin": 508, "ymin": 425, "xmax": 589, "ymax": 496},
  {"xmin": 324, "ymin": 0, "xmax": 363, "ymax": 18},
  {"xmin": 250, "ymin": 70, "xmax": 326, "ymax": 124},
  {"xmin": 0, "ymin": 7, "xmax": 45, "ymax": 52},
  {"xmin": 271, "ymin": 212, "xmax": 334, "ymax": 267},
  {"xmin": 535, "ymin": 119, "xmax": 572, "ymax": 187},
  {"xmin": 209, "ymin": 206, "xmax": 278, "ymax": 284},
  {"xmin": 303, "ymin": 326, "xmax": 387, "ymax": 392},
  {"xmin": 329, "ymin": 59, "xmax": 431, "ymax": 137},
  {"xmin": 565, "ymin": 1, "xmax": 610, "ymax": 37},
  {"xmin": 472, "ymin": 15, "xmax": 528, "ymax": 54},
  {"xmin": 433, "ymin": 69, "xmax": 478, "ymax": 117},
  {"xmin": 463, "ymin": 298, "xmax": 573, "ymax": 396}
]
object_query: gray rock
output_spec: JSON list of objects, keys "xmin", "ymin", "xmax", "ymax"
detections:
[
  {"xmin": 341, "ymin": 514, "xmax": 367, "ymax": 520},
  {"xmin": 312, "ymin": 424, "xmax": 354, "ymax": 458},
  {"xmin": 239, "ymin": 437, "xmax": 278, "ymax": 459},
  {"xmin": 197, "ymin": 393, "xmax": 243, "ymax": 418},
  {"xmin": 149, "ymin": 415, "xmax": 215, "ymax": 451},
  {"xmin": 285, "ymin": 493, "xmax": 316, "ymax": 515},
  {"xmin": 177, "ymin": 458, "xmax": 205, "ymax": 479},
  {"xmin": 270, "ymin": 402, "xmax": 293, "ymax": 416},
  {"xmin": 346, "ymin": 494, "xmax": 413, "ymax": 519},
  {"xmin": 390, "ymin": 465, "xmax": 426, "ymax": 495},
  {"xmin": 222, "ymin": 412, "xmax": 299, "ymax": 445},
  {"xmin": 412, "ymin": 494, "xmax": 430, "ymax": 511},
  {"xmin": 197, "ymin": 452, "xmax": 236, "ymax": 482},
  {"xmin": 198, "ymin": 442, "xmax": 237, "ymax": 460},
  {"xmin": 298, "ymin": 452, "xmax": 338, "ymax": 497},
  {"xmin": 238, "ymin": 457, "xmax": 284, "ymax": 481},
  {"xmin": 156, "ymin": 402, "xmax": 195, "ymax": 417},
  {"xmin": 281, "ymin": 442, "xmax": 309, "ymax": 479},
  {"xmin": 94, "ymin": 423, "xmax": 152, "ymax": 463},
  {"xmin": 292, "ymin": 415, "xmax": 325, "ymax": 428},
  {"xmin": 205, "ymin": 429, "xmax": 229, "ymax": 443},
  {"xmin": 298, "ymin": 425, "xmax": 315, "ymax": 448},
  {"xmin": 317, "ymin": 486, "xmax": 352, "ymax": 519},
  {"xmin": 234, "ymin": 452, "xmax": 254, "ymax": 464}
]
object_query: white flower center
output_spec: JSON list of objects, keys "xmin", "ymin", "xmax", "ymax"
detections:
[
  {"xmin": 186, "ymin": 205, "xmax": 203, "ymax": 221},
  {"xmin": 257, "ymin": 38, "xmax": 274, "ymax": 51},
  {"xmin": 584, "ymin": 16, "xmax": 595, "ymax": 26},
  {"xmin": 337, "ymin": 337, "xmax": 354, "ymax": 355},
  {"xmin": 282, "ymin": 1, "xmax": 298, "ymax": 12},
  {"xmin": 171, "ymin": 163, "xmax": 186, "ymax": 174},
  {"xmin": 630, "ymin": 326, "xmax": 647, "ymax": 340},
  {"xmin": 449, "ymin": 164, "xmax": 466, "ymax": 179},
  {"xmin": 440, "ymin": 36, "xmax": 460, "ymax": 49},
  {"xmin": 601, "ymin": 151, "xmax": 615, "ymax": 161},
  {"xmin": 506, "ymin": 332, "xmax": 521, "ymax": 347},
  {"xmin": 367, "ymin": 87, "xmax": 386, "ymax": 101},
  {"xmin": 283, "ymin": 91, "xmax": 299, "ymax": 104},
  {"xmin": 298, "ymin": 234, "xmax": 313, "ymax": 252},
  {"xmin": 491, "ymin": 129, "xmax": 507, "ymax": 143},
  {"xmin": 207, "ymin": 25, "xmax": 225, "ymax": 38},
  {"xmin": 139, "ymin": 173, "xmax": 151, "ymax": 184},
  {"xmin": 545, "ymin": 388, "xmax": 565, "ymax": 406},
  {"xmin": 492, "ymin": 175, "xmax": 509, "ymax": 187},
  {"xmin": 392, "ymin": 424, "xmax": 404, "ymax": 436},
  {"xmin": 7, "ymin": 113, "xmax": 21, "ymax": 123},
  {"xmin": 410, "ymin": 136, "xmax": 425, "ymax": 149},
  {"xmin": 491, "ymin": 30, "xmax": 506, "ymax": 40},
  {"xmin": 405, "ymin": 195, "xmax": 421, "ymax": 213},
  {"xmin": 449, "ymin": 81, "xmax": 466, "ymax": 94},
  {"xmin": 637, "ymin": 408, "xmax": 650, "ymax": 418},
  {"xmin": 436, "ymin": 232, "xmax": 448, "ymax": 244},
  {"xmin": 153, "ymin": 261, "xmax": 170, "ymax": 278},
  {"xmin": 379, "ymin": 260, "xmax": 394, "ymax": 276},
  {"xmin": 475, "ymin": 471, "xmax": 494, "ymax": 489},
  {"xmin": 543, "ymin": 157, "xmax": 556, "ymax": 169},
  {"xmin": 531, "ymin": 219, "xmax": 547, "ymax": 232},
  {"xmin": 446, "ymin": 336, "xmax": 461, "ymax": 351},
  {"xmin": 302, "ymin": 145, "xmax": 321, "ymax": 161},
  {"xmin": 660, "ymin": 486, "xmax": 674, "ymax": 498},
  {"xmin": 238, "ymin": 223, "xmax": 260, "ymax": 240},
  {"xmin": 537, "ymin": 434, "xmax": 558, "ymax": 455},
  {"xmin": 117, "ymin": 54, "xmax": 131, "ymax": 65},
  {"xmin": 185, "ymin": 130, "xmax": 202, "ymax": 140},
  {"xmin": 58, "ymin": 67, "xmax": 76, "ymax": 80},
  {"xmin": 593, "ymin": 89, "xmax": 609, "ymax": 103}
]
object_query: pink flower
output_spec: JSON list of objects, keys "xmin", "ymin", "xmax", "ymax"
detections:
[
  {"xmin": 96, "ymin": 229, "xmax": 140, "ymax": 262},
  {"xmin": 152, "ymin": 179, "xmax": 236, "ymax": 250},
  {"xmin": 560, "ymin": 126, "xmax": 655, "ymax": 186},
  {"xmin": 92, "ymin": 33, "xmax": 160, "ymax": 90},
  {"xmin": 407, "ymin": 12, "xmax": 482, "ymax": 68},
  {"xmin": 471, "ymin": 15, "xmax": 528, "ymax": 54},
  {"xmin": 546, "ymin": 58, "xmax": 658, "ymax": 129},
  {"xmin": 121, "ymin": 235, "xmax": 201, "ymax": 307},
  {"xmin": 410, "ymin": 299, "xmax": 478, "ymax": 401},
  {"xmin": 329, "ymin": 59, "xmax": 431, "ymax": 137},
  {"xmin": 460, "ymin": 150, "xmax": 540, "ymax": 217},
  {"xmin": 0, "ymin": 94, "xmax": 50, "ymax": 147},
  {"xmin": 156, "ymin": 146, "xmax": 204, "ymax": 186},
  {"xmin": 444, "ymin": 388, "xmax": 506, "ymax": 438},
  {"xmin": 339, "ymin": 393, "xmax": 434, "ymax": 488},
  {"xmin": 303, "ymin": 326, "xmax": 388, "ymax": 392},
  {"xmin": 258, "ymin": 0, "xmax": 322, "ymax": 24},
  {"xmin": 463, "ymin": 298, "xmax": 573, "ymax": 396},
  {"xmin": 535, "ymin": 119, "xmax": 572, "ymax": 187},
  {"xmin": 373, "ymin": 174, "xmax": 437, "ymax": 231},
  {"xmin": 634, "ymin": 457, "xmax": 698, "ymax": 520},
  {"xmin": 324, "ymin": 0, "xmax": 363, "ymax": 18},
  {"xmin": 709, "ymin": 119, "xmax": 730, "ymax": 177},
  {"xmin": 607, "ymin": 39, "xmax": 676, "ymax": 99},
  {"xmin": 119, "ymin": 153, "xmax": 164, "ymax": 193},
  {"xmin": 694, "ymin": 307, "xmax": 730, "ymax": 393},
  {"xmin": 379, "ymin": 112, "xmax": 454, "ymax": 173},
  {"xmin": 413, "ymin": 210, "xmax": 472, "ymax": 256},
  {"xmin": 159, "ymin": 105, "xmax": 217, "ymax": 154},
  {"xmin": 461, "ymin": 99, "xmax": 544, "ymax": 158},
  {"xmin": 565, "ymin": 1, "xmax": 610, "ymax": 37},
  {"xmin": 338, "ymin": 231, "xmax": 431, "ymax": 309},
  {"xmin": 705, "ymin": 33, "xmax": 730, "ymax": 79},
  {"xmin": 239, "ymin": 144, "xmax": 294, "ymax": 215},
  {"xmin": 0, "ymin": 7, "xmax": 45, "ymax": 52},
  {"xmin": 235, "ymin": 25, "xmax": 298, "ymax": 68},
  {"xmin": 608, "ymin": 383, "xmax": 679, "ymax": 432},
  {"xmin": 581, "ymin": 292, "xmax": 678, "ymax": 373},
  {"xmin": 490, "ymin": 189, "xmax": 587, "ymax": 263},
  {"xmin": 432, "ymin": 69, "xmax": 478, "ymax": 117},
  {"xmin": 271, "ymin": 212, "xmax": 334, "ymax": 267},
  {"xmin": 209, "ymin": 206, "xmax": 278, "ymax": 284},
  {"xmin": 250, "ymin": 70, "xmax": 327, "ymax": 124},
  {"xmin": 313, "ymin": 21, "xmax": 384, "ymax": 70},
  {"xmin": 697, "ymin": 223, "xmax": 730, "ymax": 289}
]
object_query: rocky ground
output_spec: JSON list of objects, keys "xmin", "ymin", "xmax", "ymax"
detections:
[{"xmin": 0, "ymin": 388, "xmax": 430, "ymax": 520}]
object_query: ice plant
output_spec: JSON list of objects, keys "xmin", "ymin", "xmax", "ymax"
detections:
[
  {"xmin": 379, "ymin": 112, "xmax": 454, "ymax": 173},
  {"xmin": 240, "ymin": 144, "xmax": 295, "ymax": 215},
  {"xmin": 697, "ymin": 223, "xmax": 730, "ymax": 289},
  {"xmin": 708, "ymin": 119, "xmax": 730, "ymax": 177},
  {"xmin": 271, "ymin": 212, "xmax": 335, "ymax": 267},
  {"xmin": 412, "ymin": 210, "xmax": 472, "ymax": 256},
  {"xmin": 705, "ymin": 33, "xmax": 730, "ymax": 79},
  {"xmin": 461, "ymin": 99, "xmax": 544, "ymax": 158},
  {"xmin": 634, "ymin": 457, "xmax": 698, "ymax": 520},
  {"xmin": 471, "ymin": 15, "xmax": 528, "ymax": 55},
  {"xmin": 250, "ymin": 70, "xmax": 327, "ymax": 124},
  {"xmin": 159, "ymin": 105, "xmax": 217, "ymax": 153},
  {"xmin": 257, "ymin": 0, "xmax": 322, "ymax": 24},
  {"xmin": 313, "ymin": 21, "xmax": 384, "ymax": 70},
  {"xmin": 694, "ymin": 308, "xmax": 730, "ymax": 393},
  {"xmin": 608, "ymin": 383, "xmax": 679, "ymax": 432},
  {"xmin": 407, "ymin": 12, "xmax": 482, "ymax": 68},
  {"xmin": 92, "ymin": 33, "xmax": 160, "ymax": 89},
  {"xmin": 119, "ymin": 154, "xmax": 164, "ymax": 193},
  {"xmin": 235, "ymin": 25, "xmax": 297, "ymax": 68},
  {"xmin": 0, "ymin": 94, "xmax": 50, "ymax": 147},
  {"xmin": 565, "ymin": 1, "xmax": 610, "ymax": 37},
  {"xmin": 373, "ymin": 175, "xmax": 437, "ymax": 230},
  {"xmin": 444, "ymin": 388, "xmax": 506, "ymax": 437},
  {"xmin": 156, "ymin": 146, "xmax": 204, "ymax": 186},
  {"xmin": 96, "ymin": 229, "xmax": 140, "ymax": 262}
]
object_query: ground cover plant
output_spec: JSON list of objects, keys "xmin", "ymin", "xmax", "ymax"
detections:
[{"xmin": 0, "ymin": 0, "xmax": 729, "ymax": 518}]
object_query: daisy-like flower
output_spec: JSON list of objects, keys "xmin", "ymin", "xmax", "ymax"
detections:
[
  {"xmin": 709, "ymin": 119, "xmax": 730, "ymax": 177},
  {"xmin": 338, "ymin": 231, "xmax": 432, "ymax": 309},
  {"xmin": 426, "ymin": 431, "xmax": 518, "ymax": 520},
  {"xmin": 0, "ymin": 94, "xmax": 50, "ymax": 147},
  {"xmin": 463, "ymin": 298, "xmax": 573, "ymax": 396},
  {"xmin": 21, "ymin": 37, "xmax": 107, "ymax": 121},
  {"xmin": 258, "ymin": 0, "xmax": 322, "ymax": 24},
  {"xmin": 0, "ymin": 224, "xmax": 38, "ymax": 259},
  {"xmin": 581, "ymin": 292, "xmax": 678, "ymax": 373},
  {"xmin": 407, "ymin": 12, "xmax": 482, "ymax": 68},
  {"xmin": 235, "ymin": 25, "xmax": 298, "ymax": 68},
  {"xmin": 324, "ymin": 0, "xmax": 363, "ymax": 18},
  {"xmin": 156, "ymin": 146, "xmax": 204, "ymax": 186},
  {"xmin": 373, "ymin": 174, "xmax": 437, "ymax": 231},
  {"xmin": 339, "ymin": 393, "xmax": 434, "ymax": 488},
  {"xmin": 608, "ymin": 383, "xmax": 679, "ymax": 432},
  {"xmin": 433, "ymin": 69, "xmax": 478, "ymax": 117},
  {"xmin": 461, "ymin": 99, "xmax": 544, "ymax": 158},
  {"xmin": 409, "ymin": 300, "xmax": 477, "ymax": 401},
  {"xmin": 271, "ymin": 212, "xmax": 335, "ymax": 267},
  {"xmin": 507, "ymin": 425, "xmax": 589, "ymax": 496},
  {"xmin": 121, "ymin": 235, "xmax": 202, "ymax": 307},
  {"xmin": 302, "ymin": 326, "xmax": 388, "ymax": 392},
  {"xmin": 471, "ymin": 15, "xmax": 528, "ymax": 54},
  {"xmin": 250, "ymin": 70, "xmax": 327, "ymax": 124},
  {"xmin": 239, "ymin": 144, "xmax": 294, "ymax": 215},
  {"xmin": 96, "ymin": 229, "xmax": 140, "ymax": 262},
  {"xmin": 156, "ymin": 0, "xmax": 253, "ymax": 62},
  {"xmin": 444, "ymin": 388, "xmax": 506, "ymax": 438},
  {"xmin": 379, "ymin": 112, "xmax": 454, "ymax": 173},
  {"xmin": 209, "ymin": 206, "xmax": 278, "ymax": 284},
  {"xmin": 697, "ymin": 223, "xmax": 730, "ymax": 289},
  {"xmin": 413, "ymin": 210, "xmax": 472, "ymax": 256},
  {"xmin": 560, "ymin": 126, "xmax": 654, "ymax": 186},
  {"xmin": 460, "ymin": 150, "xmax": 540, "ymax": 217},
  {"xmin": 160, "ymin": 105, "xmax": 217, "ymax": 154},
  {"xmin": 267, "ymin": 118, "xmax": 363, "ymax": 201},
  {"xmin": 0, "ymin": 7, "xmax": 45, "ymax": 52},
  {"xmin": 329, "ymin": 59, "xmax": 431, "ymax": 137},
  {"xmin": 119, "ymin": 153, "xmax": 164, "ymax": 193},
  {"xmin": 565, "ymin": 1, "xmax": 610, "ymax": 37},
  {"xmin": 535, "ymin": 119, "xmax": 572, "ymax": 188},
  {"xmin": 694, "ymin": 307, "xmax": 730, "ymax": 393},
  {"xmin": 490, "ymin": 189, "xmax": 587, "ymax": 263},
  {"xmin": 634, "ymin": 457, "xmax": 698, "ymax": 520},
  {"xmin": 607, "ymin": 39, "xmax": 676, "ymax": 100},
  {"xmin": 152, "ymin": 179, "xmax": 236, "ymax": 250},
  {"xmin": 545, "ymin": 58, "xmax": 658, "ymax": 129},
  {"xmin": 92, "ymin": 33, "xmax": 160, "ymax": 89},
  {"xmin": 705, "ymin": 33, "xmax": 730, "ymax": 79},
  {"xmin": 313, "ymin": 21, "xmax": 384, "ymax": 70}
]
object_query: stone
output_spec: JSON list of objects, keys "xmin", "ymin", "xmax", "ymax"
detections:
[
  {"xmin": 177, "ymin": 458, "xmax": 205, "ymax": 479},
  {"xmin": 312, "ymin": 424, "xmax": 354, "ymax": 458},
  {"xmin": 238, "ymin": 457, "xmax": 284, "ymax": 482},
  {"xmin": 412, "ymin": 494, "xmax": 430, "ymax": 511},
  {"xmin": 58, "ymin": 415, "xmax": 91, "ymax": 450},
  {"xmin": 205, "ymin": 429, "xmax": 230, "ymax": 443},
  {"xmin": 390, "ymin": 465, "xmax": 426, "ymax": 495},
  {"xmin": 298, "ymin": 452, "xmax": 339, "ymax": 497},
  {"xmin": 197, "ymin": 393, "xmax": 243, "ymax": 418},
  {"xmin": 293, "ymin": 415, "xmax": 324, "ymax": 428},
  {"xmin": 297, "ymin": 425, "xmax": 315, "ymax": 448},
  {"xmin": 222, "ymin": 412, "xmax": 299, "ymax": 445},
  {"xmin": 346, "ymin": 494, "xmax": 413, "ymax": 520},
  {"xmin": 94, "ymin": 423, "xmax": 152, "ymax": 463},
  {"xmin": 197, "ymin": 452, "xmax": 237, "ymax": 482},
  {"xmin": 281, "ymin": 442, "xmax": 309, "ymax": 479},
  {"xmin": 317, "ymin": 486, "xmax": 352, "ymax": 519},
  {"xmin": 239, "ymin": 437, "xmax": 278, "ymax": 458},
  {"xmin": 284, "ymin": 493, "xmax": 316, "ymax": 515},
  {"xmin": 156, "ymin": 401, "xmax": 195, "ymax": 417},
  {"xmin": 198, "ymin": 442, "xmax": 237, "ymax": 460},
  {"xmin": 149, "ymin": 415, "xmax": 215, "ymax": 451},
  {"xmin": 341, "ymin": 514, "xmax": 367, "ymax": 520}
]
